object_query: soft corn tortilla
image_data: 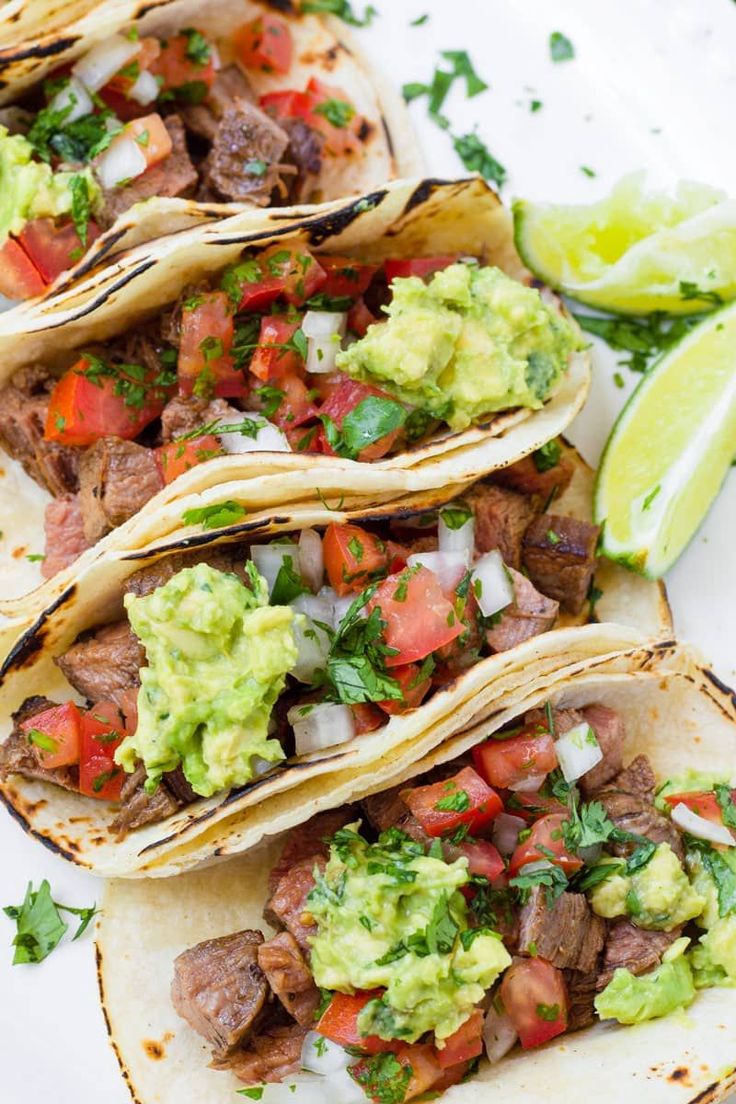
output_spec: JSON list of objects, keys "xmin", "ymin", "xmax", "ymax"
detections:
[
  {"xmin": 0, "ymin": 442, "xmax": 668, "ymax": 876},
  {"xmin": 95, "ymin": 642, "xmax": 736, "ymax": 1104}
]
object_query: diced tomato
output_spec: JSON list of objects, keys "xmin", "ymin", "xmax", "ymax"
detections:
[
  {"xmin": 500, "ymin": 958, "xmax": 567, "ymax": 1048},
  {"xmin": 19, "ymin": 218, "xmax": 101, "ymax": 284},
  {"xmin": 347, "ymin": 297, "xmax": 377, "ymax": 336},
  {"xmin": 323, "ymin": 523, "xmax": 389, "ymax": 596},
  {"xmin": 234, "ymin": 14, "xmax": 293, "ymax": 74},
  {"xmin": 259, "ymin": 88, "xmax": 308, "ymax": 120},
  {"xmin": 402, "ymin": 766, "xmax": 502, "ymax": 839},
  {"xmin": 269, "ymin": 373, "xmax": 319, "ymax": 431},
  {"xmin": 320, "ymin": 255, "xmax": 378, "ymax": 299},
  {"xmin": 383, "ymin": 257, "xmax": 457, "ymax": 282},
  {"xmin": 505, "ymin": 789, "xmax": 567, "ymax": 823},
  {"xmin": 319, "ymin": 376, "xmax": 403, "ymax": 461},
  {"xmin": 45, "ymin": 357, "xmax": 173, "ymax": 447},
  {"xmin": 261, "ymin": 77, "xmax": 363, "ymax": 157},
  {"xmin": 105, "ymin": 36, "xmax": 161, "ymax": 95},
  {"xmin": 249, "ymin": 316, "xmax": 303, "ymax": 382},
  {"xmin": 150, "ymin": 30, "xmax": 215, "ymax": 99},
  {"xmin": 664, "ymin": 789, "xmax": 736, "ymax": 826},
  {"xmin": 155, "ymin": 434, "xmax": 223, "ymax": 484},
  {"xmin": 178, "ymin": 291, "xmax": 245, "ymax": 398},
  {"xmin": 258, "ymin": 246, "xmax": 327, "ymax": 306},
  {"xmin": 124, "ymin": 113, "xmax": 172, "ymax": 169},
  {"xmin": 351, "ymin": 702, "xmax": 386, "ymax": 734},
  {"xmin": 473, "ymin": 728, "xmax": 558, "ymax": 791},
  {"xmin": 78, "ymin": 702, "xmax": 127, "ymax": 801},
  {"xmin": 377, "ymin": 662, "xmax": 432, "ymax": 716},
  {"xmin": 19, "ymin": 702, "xmax": 82, "ymax": 769},
  {"xmin": 395, "ymin": 1043, "xmax": 445, "ymax": 1100},
  {"xmin": 317, "ymin": 991, "xmax": 392, "ymax": 1055},
  {"xmin": 369, "ymin": 565, "xmax": 463, "ymax": 667},
  {"xmin": 508, "ymin": 812, "xmax": 582, "ymax": 876},
  {"xmin": 0, "ymin": 237, "xmax": 47, "ymax": 299},
  {"xmin": 96, "ymin": 85, "xmax": 149, "ymax": 121},
  {"xmin": 458, "ymin": 839, "xmax": 505, "ymax": 880},
  {"xmin": 436, "ymin": 1009, "xmax": 484, "ymax": 1069}
]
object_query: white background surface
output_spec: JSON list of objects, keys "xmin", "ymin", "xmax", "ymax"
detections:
[{"xmin": 1, "ymin": 2, "xmax": 735, "ymax": 1102}]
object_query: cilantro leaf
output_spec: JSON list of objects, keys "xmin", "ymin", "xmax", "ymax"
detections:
[
  {"xmin": 181, "ymin": 501, "xmax": 248, "ymax": 530},
  {"xmin": 453, "ymin": 132, "xmax": 506, "ymax": 186},
  {"xmin": 301, "ymin": 0, "xmax": 377, "ymax": 27},
  {"xmin": 533, "ymin": 440, "xmax": 561, "ymax": 472},
  {"xmin": 510, "ymin": 861, "xmax": 568, "ymax": 904},
  {"xmin": 325, "ymin": 589, "xmax": 402, "ymax": 705},
  {"xmin": 549, "ymin": 31, "xmax": 575, "ymax": 62},
  {"xmin": 573, "ymin": 311, "xmax": 699, "ymax": 376},
  {"xmin": 270, "ymin": 554, "xmax": 310, "ymax": 606},
  {"xmin": 679, "ymin": 280, "xmax": 723, "ymax": 307},
  {"xmin": 314, "ymin": 98, "xmax": 356, "ymax": 128},
  {"xmin": 321, "ymin": 397, "xmax": 407, "ymax": 459},
  {"xmin": 3, "ymin": 881, "xmax": 97, "ymax": 964},
  {"xmin": 69, "ymin": 173, "xmax": 91, "ymax": 248},
  {"xmin": 715, "ymin": 785, "xmax": 736, "ymax": 829},
  {"xmin": 691, "ymin": 841, "xmax": 736, "ymax": 917}
]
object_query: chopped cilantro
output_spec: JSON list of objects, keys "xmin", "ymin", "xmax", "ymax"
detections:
[
  {"xmin": 580, "ymin": 165, "xmax": 596, "ymax": 178},
  {"xmin": 325, "ymin": 588, "xmax": 402, "ymax": 705},
  {"xmin": 453, "ymin": 131, "xmax": 506, "ymax": 187},
  {"xmin": 181, "ymin": 501, "xmax": 248, "ymax": 529},
  {"xmin": 301, "ymin": 0, "xmax": 377, "ymax": 27},
  {"xmin": 411, "ymin": 13, "xmax": 429, "ymax": 25},
  {"xmin": 270, "ymin": 554, "xmax": 310, "ymax": 606},
  {"xmin": 182, "ymin": 27, "xmax": 212, "ymax": 67},
  {"xmin": 679, "ymin": 280, "xmax": 723, "ymax": 307},
  {"xmin": 533, "ymin": 440, "xmax": 561, "ymax": 472},
  {"xmin": 3, "ymin": 881, "xmax": 97, "ymax": 964},
  {"xmin": 549, "ymin": 31, "xmax": 575, "ymax": 62},
  {"xmin": 536, "ymin": 1002, "xmax": 560, "ymax": 1021},
  {"xmin": 573, "ymin": 311, "xmax": 699, "ymax": 376},
  {"xmin": 510, "ymin": 861, "xmax": 568, "ymax": 903},
  {"xmin": 440, "ymin": 503, "xmax": 472, "ymax": 530},
  {"xmin": 434, "ymin": 787, "xmax": 470, "ymax": 813},
  {"xmin": 69, "ymin": 174, "xmax": 92, "ymax": 248},
  {"xmin": 715, "ymin": 785, "xmax": 736, "ymax": 829},
  {"xmin": 321, "ymin": 396, "xmax": 406, "ymax": 459},
  {"xmin": 314, "ymin": 98, "xmax": 356, "ymax": 129}
]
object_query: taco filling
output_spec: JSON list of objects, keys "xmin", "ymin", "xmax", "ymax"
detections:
[
  {"xmin": 0, "ymin": 13, "xmax": 378, "ymax": 299},
  {"xmin": 167, "ymin": 713, "xmax": 736, "ymax": 1101},
  {"xmin": 0, "ymin": 453, "xmax": 600, "ymax": 835},
  {"xmin": 0, "ymin": 254, "xmax": 578, "ymax": 578}
]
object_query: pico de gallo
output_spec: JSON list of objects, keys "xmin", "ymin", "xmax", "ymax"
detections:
[
  {"xmin": 167, "ymin": 704, "xmax": 736, "ymax": 1102},
  {"xmin": 0, "ymin": 9, "xmax": 374, "ymax": 301},
  {"xmin": 0, "ymin": 462, "xmax": 601, "ymax": 835},
  {"xmin": 0, "ymin": 250, "xmax": 578, "ymax": 579}
]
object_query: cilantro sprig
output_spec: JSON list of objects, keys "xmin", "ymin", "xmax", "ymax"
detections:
[
  {"xmin": 3, "ymin": 881, "xmax": 97, "ymax": 965},
  {"xmin": 324, "ymin": 588, "xmax": 402, "ymax": 705}
]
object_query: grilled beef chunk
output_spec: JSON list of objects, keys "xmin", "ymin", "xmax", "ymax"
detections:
[
  {"xmin": 124, "ymin": 545, "xmax": 248, "ymax": 598},
  {"xmin": 110, "ymin": 763, "xmax": 180, "ymax": 838},
  {"xmin": 597, "ymin": 920, "xmax": 682, "ymax": 991},
  {"xmin": 77, "ymin": 437, "xmax": 164, "ymax": 543},
  {"xmin": 466, "ymin": 483, "xmax": 536, "ymax": 569},
  {"xmin": 607, "ymin": 754, "xmax": 656, "ymax": 801},
  {"xmin": 485, "ymin": 568, "xmax": 559, "ymax": 653},
  {"xmin": 99, "ymin": 115, "xmax": 197, "ymax": 226},
  {"xmin": 564, "ymin": 968, "xmax": 599, "ymax": 1032},
  {"xmin": 55, "ymin": 621, "xmax": 144, "ymax": 706},
  {"xmin": 281, "ymin": 117, "xmax": 324, "ymax": 200},
  {"xmin": 0, "ymin": 696, "xmax": 79, "ymax": 790},
  {"xmin": 0, "ymin": 366, "xmax": 78, "ymax": 495},
  {"xmin": 523, "ymin": 705, "xmax": 584, "ymax": 737},
  {"xmin": 171, "ymin": 931, "xmax": 268, "ymax": 1058},
  {"xmin": 598, "ymin": 756, "xmax": 684, "ymax": 861},
  {"xmin": 267, "ymin": 809, "xmax": 355, "ymax": 894},
  {"xmin": 41, "ymin": 494, "xmax": 91, "ymax": 578},
  {"xmin": 181, "ymin": 65, "xmax": 254, "ymax": 141},
  {"xmin": 265, "ymin": 856, "xmax": 325, "ymax": 952},
  {"xmin": 578, "ymin": 705, "xmax": 625, "ymax": 797},
  {"xmin": 201, "ymin": 100, "xmax": 290, "ymax": 204},
  {"xmin": 517, "ymin": 887, "xmax": 605, "ymax": 972},
  {"xmin": 522, "ymin": 515, "xmax": 600, "ymax": 614},
  {"xmin": 160, "ymin": 395, "xmax": 238, "ymax": 442},
  {"xmin": 493, "ymin": 451, "xmax": 574, "ymax": 503},
  {"xmin": 218, "ymin": 1022, "xmax": 308, "ymax": 1084},
  {"xmin": 257, "ymin": 932, "xmax": 320, "ymax": 1026}
]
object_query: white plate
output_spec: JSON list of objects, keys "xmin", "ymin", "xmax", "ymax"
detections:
[{"xmin": 1, "ymin": 2, "xmax": 735, "ymax": 1101}]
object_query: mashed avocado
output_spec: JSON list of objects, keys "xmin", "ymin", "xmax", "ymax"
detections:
[
  {"xmin": 690, "ymin": 917, "xmax": 736, "ymax": 988},
  {"xmin": 589, "ymin": 844, "xmax": 705, "ymax": 931},
  {"xmin": 308, "ymin": 825, "xmax": 511, "ymax": 1043},
  {"xmin": 686, "ymin": 846, "xmax": 736, "ymax": 929},
  {"xmin": 116, "ymin": 563, "xmax": 297, "ymax": 797},
  {"xmin": 0, "ymin": 126, "xmax": 100, "ymax": 244},
  {"xmin": 595, "ymin": 937, "xmax": 696, "ymax": 1024},
  {"xmin": 336, "ymin": 263, "xmax": 578, "ymax": 431}
]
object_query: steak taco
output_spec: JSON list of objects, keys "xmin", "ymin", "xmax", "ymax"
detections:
[
  {"xmin": 0, "ymin": 444, "xmax": 666, "ymax": 876},
  {"xmin": 96, "ymin": 645, "xmax": 736, "ymax": 1104},
  {"xmin": 0, "ymin": 177, "xmax": 589, "ymax": 613},
  {"xmin": 0, "ymin": 0, "xmax": 419, "ymax": 301}
]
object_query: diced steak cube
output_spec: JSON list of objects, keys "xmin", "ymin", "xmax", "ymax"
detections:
[
  {"xmin": 564, "ymin": 968, "xmax": 598, "ymax": 1032},
  {"xmin": 0, "ymin": 366, "xmax": 79, "ymax": 495},
  {"xmin": 281, "ymin": 117, "xmax": 324, "ymax": 202},
  {"xmin": 578, "ymin": 705, "xmax": 625, "ymax": 797},
  {"xmin": 267, "ymin": 810, "xmax": 355, "ymax": 894},
  {"xmin": 99, "ymin": 115, "xmax": 197, "ymax": 226},
  {"xmin": 181, "ymin": 65, "xmax": 254, "ymax": 141},
  {"xmin": 597, "ymin": 920, "xmax": 682, "ymax": 991},
  {"xmin": 493, "ymin": 449, "xmax": 574, "ymax": 502},
  {"xmin": 55, "ymin": 621, "xmax": 144, "ymax": 706},
  {"xmin": 523, "ymin": 706, "xmax": 584, "ymax": 737},
  {"xmin": 517, "ymin": 887, "xmax": 605, "ymax": 973},
  {"xmin": 77, "ymin": 437, "xmax": 164, "ymax": 543},
  {"xmin": 265, "ymin": 856, "xmax": 324, "ymax": 952},
  {"xmin": 522, "ymin": 514, "xmax": 600, "ymax": 614},
  {"xmin": 363, "ymin": 785, "xmax": 410, "ymax": 833},
  {"xmin": 171, "ymin": 930, "xmax": 268, "ymax": 1057},
  {"xmin": 257, "ymin": 932, "xmax": 320, "ymax": 1026},
  {"xmin": 466, "ymin": 483, "xmax": 536, "ymax": 569},
  {"xmin": 41, "ymin": 494, "xmax": 91, "ymax": 578},
  {"xmin": 124, "ymin": 546, "xmax": 248, "ymax": 598},
  {"xmin": 110, "ymin": 763, "xmax": 180, "ymax": 839},
  {"xmin": 598, "ymin": 757, "xmax": 684, "ymax": 861},
  {"xmin": 202, "ymin": 100, "xmax": 290, "ymax": 204},
  {"xmin": 0, "ymin": 695, "xmax": 78, "ymax": 791},
  {"xmin": 484, "ymin": 567, "xmax": 559, "ymax": 653},
  {"xmin": 608, "ymin": 754, "xmax": 656, "ymax": 801},
  {"xmin": 220, "ymin": 1022, "xmax": 308, "ymax": 1084},
  {"xmin": 160, "ymin": 395, "xmax": 238, "ymax": 443}
]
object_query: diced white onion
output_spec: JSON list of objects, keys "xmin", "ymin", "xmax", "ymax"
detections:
[
  {"xmin": 73, "ymin": 34, "xmax": 140, "ymax": 92},
  {"xmin": 508, "ymin": 772, "xmax": 547, "ymax": 793},
  {"xmin": 290, "ymin": 613, "xmax": 331, "ymax": 684},
  {"xmin": 288, "ymin": 702, "xmax": 356, "ymax": 756},
  {"xmin": 96, "ymin": 135, "xmax": 147, "ymax": 188},
  {"xmin": 50, "ymin": 76, "xmax": 93, "ymax": 123},
  {"xmin": 671, "ymin": 803, "xmax": 736, "ymax": 847},
  {"xmin": 298, "ymin": 529, "xmax": 324, "ymax": 592},
  {"xmin": 438, "ymin": 510, "xmax": 475, "ymax": 564},
  {"xmin": 250, "ymin": 543, "xmax": 299, "ymax": 592},
  {"xmin": 483, "ymin": 1002, "xmax": 518, "ymax": 1064},
  {"xmin": 128, "ymin": 69, "xmax": 159, "ymax": 105},
  {"xmin": 252, "ymin": 755, "xmax": 277, "ymax": 777},
  {"xmin": 302, "ymin": 310, "xmax": 347, "ymax": 374},
  {"xmin": 301, "ymin": 1032, "xmax": 352, "ymax": 1076},
  {"xmin": 555, "ymin": 722, "xmax": 602, "ymax": 783},
  {"xmin": 518, "ymin": 859, "xmax": 555, "ymax": 876},
  {"xmin": 406, "ymin": 551, "xmax": 466, "ymax": 592},
  {"xmin": 470, "ymin": 551, "xmax": 514, "ymax": 618},
  {"xmin": 217, "ymin": 411, "xmax": 290, "ymax": 454},
  {"xmin": 293, "ymin": 591, "xmax": 334, "ymax": 626},
  {"xmin": 491, "ymin": 812, "xmax": 526, "ymax": 856}
]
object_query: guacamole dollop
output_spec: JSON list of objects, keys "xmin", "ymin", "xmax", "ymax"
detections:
[
  {"xmin": 589, "ymin": 844, "xmax": 705, "ymax": 931},
  {"xmin": 308, "ymin": 825, "xmax": 511, "ymax": 1043},
  {"xmin": 690, "ymin": 916, "xmax": 736, "ymax": 989},
  {"xmin": 116, "ymin": 563, "xmax": 297, "ymax": 797},
  {"xmin": 595, "ymin": 938, "xmax": 696, "ymax": 1024},
  {"xmin": 0, "ymin": 126, "xmax": 100, "ymax": 245},
  {"xmin": 336, "ymin": 263, "xmax": 578, "ymax": 431}
]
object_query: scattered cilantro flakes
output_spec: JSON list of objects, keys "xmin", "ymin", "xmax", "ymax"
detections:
[
  {"xmin": 549, "ymin": 31, "xmax": 575, "ymax": 62},
  {"xmin": 580, "ymin": 165, "xmax": 596, "ymax": 177},
  {"xmin": 530, "ymin": 98, "xmax": 543, "ymax": 112},
  {"xmin": 237, "ymin": 1089, "xmax": 265, "ymax": 1101},
  {"xmin": 536, "ymin": 1002, "xmax": 561, "ymax": 1021},
  {"xmin": 679, "ymin": 280, "xmax": 723, "ymax": 307},
  {"xmin": 270, "ymin": 554, "xmax": 310, "ymax": 606},
  {"xmin": 434, "ymin": 787, "xmax": 470, "ymax": 813},
  {"xmin": 321, "ymin": 396, "xmax": 406, "ymax": 460},
  {"xmin": 69, "ymin": 174, "xmax": 91, "ymax": 247},
  {"xmin": 314, "ymin": 98, "xmax": 356, "ymax": 128},
  {"xmin": 302, "ymin": 0, "xmax": 377, "ymax": 27},
  {"xmin": 453, "ymin": 131, "xmax": 506, "ymax": 187},
  {"xmin": 325, "ymin": 588, "xmax": 401, "ymax": 705},
  {"xmin": 26, "ymin": 553, "xmax": 46, "ymax": 563},
  {"xmin": 350, "ymin": 1051, "xmax": 413, "ymax": 1104},
  {"xmin": 715, "ymin": 785, "xmax": 736, "ymax": 828},
  {"xmin": 403, "ymin": 49, "xmax": 488, "ymax": 127},
  {"xmin": 411, "ymin": 13, "xmax": 429, "ymax": 26},
  {"xmin": 691, "ymin": 841, "xmax": 736, "ymax": 917},
  {"xmin": 510, "ymin": 861, "xmax": 568, "ymax": 904},
  {"xmin": 573, "ymin": 311, "xmax": 699, "ymax": 376},
  {"xmin": 181, "ymin": 501, "xmax": 248, "ymax": 530},
  {"xmin": 533, "ymin": 440, "xmax": 561, "ymax": 472},
  {"xmin": 182, "ymin": 27, "xmax": 211, "ymax": 67},
  {"xmin": 3, "ymin": 881, "xmax": 97, "ymax": 965}
]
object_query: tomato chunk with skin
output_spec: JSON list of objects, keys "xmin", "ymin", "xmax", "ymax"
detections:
[
  {"xmin": 402, "ymin": 766, "xmax": 502, "ymax": 839},
  {"xmin": 150, "ymin": 30, "xmax": 215, "ymax": 99},
  {"xmin": 20, "ymin": 702, "xmax": 82, "ymax": 769},
  {"xmin": 256, "ymin": 245, "xmax": 327, "ymax": 307},
  {"xmin": 320, "ymin": 255, "xmax": 378, "ymax": 299},
  {"xmin": 78, "ymin": 702, "xmax": 127, "ymax": 801},
  {"xmin": 508, "ymin": 812, "xmax": 582, "ymax": 876},
  {"xmin": 0, "ymin": 237, "xmax": 47, "ymax": 299},
  {"xmin": 664, "ymin": 789, "xmax": 736, "ymax": 826},
  {"xmin": 235, "ymin": 14, "xmax": 293, "ymax": 74},
  {"xmin": 249, "ymin": 315, "xmax": 303, "ymax": 382},
  {"xmin": 347, "ymin": 297, "xmax": 377, "ymax": 336},
  {"xmin": 436, "ymin": 1009, "xmax": 484, "ymax": 1069},
  {"xmin": 473, "ymin": 727, "xmax": 558, "ymax": 790},
  {"xmin": 19, "ymin": 218, "xmax": 101, "ymax": 284},
  {"xmin": 155, "ymin": 434, "xmax": 223, "ymax": 484},
  {"xmin": 317, "ymin": 991, "xmax": 392, "ymax": 1055},
  {"xmin": 377, "ymin": 662, "xmax": 432, "ymax": 716},
  {"xmin": 323, "ymin": 523, "xmax": 389, "ymax": 596},
  {"xmin": 319, "ymin": 376, "xmax": 404, "ymax": 462},
  {"xmin": 351, "ymin": 702, "xmax": 386, "ymax": 734},
  {"xmin": 369, "ymin": 565, "xmax": 463, "ymax": 667},
  {"xmin": 458, "ymin": 839, "xmax": 505, "ymax": 880},
  {"xmin": 178, "ymin": 291, "xmax": 245, "ymax": 398},
  {"xmin": 384, "ymin": 256, "xmax": 457, "ymax": 282},
  {"xmin": 261, "ymin": 78, "xmax": 362, "ymax": 157},
  {"xmin": 500, "ymin": 958, "xmax": 568, "ymax": 1048}
]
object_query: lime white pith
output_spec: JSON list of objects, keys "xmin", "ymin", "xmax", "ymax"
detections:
[{"xmin": 594, "ymin": 301, "xmax": 736, "ymax": 578}]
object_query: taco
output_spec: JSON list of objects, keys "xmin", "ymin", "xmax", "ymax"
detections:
[
  {"xmin": 0, "ymin": 0, "xmax": 419, "ymax": 301},
  {"xmin": 0, "ymin": 176, "xmax": 590, "ymax": 614},
  {"xmin": 96, "ymin": 643, "xmax": 736, "ymax": 1104},
  {"xmin": 0, "ymin": 444, "xmax": 666, "ymax": 876}
]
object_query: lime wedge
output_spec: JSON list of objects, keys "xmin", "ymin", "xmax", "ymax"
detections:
[
  {"xmin": 514, "ymin": 174, "xmax": 736, "ymax": 314},
  {"xmin": 594, "ymin": 301, "xmax": 736, "ymax": 577}
]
